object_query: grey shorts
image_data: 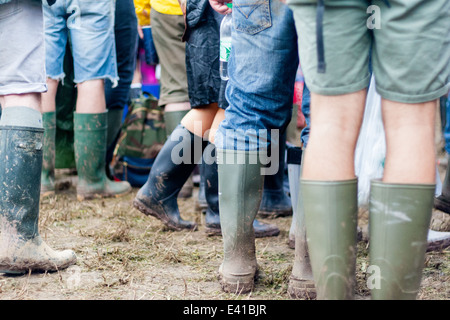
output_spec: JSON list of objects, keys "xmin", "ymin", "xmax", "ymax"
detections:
[
  {"xmin": 0, "ymin": 0, "xmax": 47, "ymax": 96},
  {"xmin": 289, "ymin": 0, "xmax": 450, "ymax": 104}
]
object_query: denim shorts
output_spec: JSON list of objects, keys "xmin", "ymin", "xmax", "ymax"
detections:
[
  {"xmin": 43, "ymin": 0, "xmax": 118, "ymax": 86},
  {"xmin": 0, "ymin": 0, "xmax": 47, "ymax": 95},
  {"xmin": 216, "ymin": 0, "xmax": 299, "ymax": 152},
  {"xmin": 289, "ymin": 0, "xmax": 450, "ymax": 104}
]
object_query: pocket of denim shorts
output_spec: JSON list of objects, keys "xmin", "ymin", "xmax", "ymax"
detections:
[
  {"xmin": 0, "ymin": 0, "xmax": 22, "ymax": 20},
  {"xmin": 234, "ymin": 0, "xmax": 271, "ymax": 35},
  {"xmin": 78, "ymin": 0, "xmax": 114, "ymax": 31}
]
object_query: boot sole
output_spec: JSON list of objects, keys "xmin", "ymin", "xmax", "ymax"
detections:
[
  {"xmin": 218, "ymin": 267, "xmax": 259, "ymax": 295},
  {"xmin": 427, "ymin": 238, "xmax": 450, "ymax": 252},
  {"xmin": 133, "ymin": 198, "xmax": 198, "ymax": 232},
  {"xmin": 257, "ymin": 208, "xmax": 293, "ymax": 219},
  {"xmin": 434, "ymin": 196, "xmax": 450, "ymax": 215},
  {"xmin": 287, "ymin": 277, "xmax": 317, "ymax": 300}
]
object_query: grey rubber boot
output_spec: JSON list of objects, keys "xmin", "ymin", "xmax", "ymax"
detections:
[
  {"xmin": 369, "ymin": 180, "xmax": 435, "ymax": 300},
  {"xmin": 218, "ymin": 149, "xmax": 264, "ymax": 294},
  {"xmin": 302, "ymin": 179, "xmax": 358, "ymax": 300},
  {"xmin": 286, "ymin": 146, "xmax": 316, "ymax": 299},
  {"xmin": 0, "ymin": 125, "xmax": 77, "ymax": 274},
  {"xmin": 41, "ymin": 111, "xmax": 56, "ymax": 196}
]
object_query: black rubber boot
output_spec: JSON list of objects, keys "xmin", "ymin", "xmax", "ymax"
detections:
[
  {"xmin": 258, "ymin": 133, "xmax": 292, "ymax": 218},
  {"xmin": 203, "ymin": 143, "xmax": 279, "ymax": 238},
  {"xmin": 0, "ymin": 125, "xmax": 76, "ymax": 274},
  {"xmin": 434, "ymin": 157, "xmax": 450, "ymax": 214},
  {"xmin": 133, "ymin": 124, "xmax": 207, "ymax": 231}
]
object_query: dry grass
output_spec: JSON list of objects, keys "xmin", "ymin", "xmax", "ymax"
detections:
[{"xmin": 0, "ymin": 168, "xmax": 448, "ymax": 300}]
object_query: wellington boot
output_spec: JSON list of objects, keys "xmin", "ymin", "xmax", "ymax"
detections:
[
  {"xmin": 204, "ymin": 144, "xmax": 279, "ymax": 238},
  {"xmin": 258, "ymin": 133, "xmax": 292, "ymax": 218},
  {"xmin": 40, "ymin": 112, "xmax": 56, "ymax": 196},
  {"xmin": 0, "ymin": 125, "xmax": 76, "ymax": 274},
  {"xmin": 196, "ymin": 161, "xmax": 208, "ymax": 211},
  {"xmin": 133, "ymin": 124, "xmax": 207, "ymax": 231},
  {"xmin": 287, "ymin": 145, "xmax": 302, "ymax": 249},
  {"xmin": 164, "ymin": 110, "xmax": 193, "ymax": 198},
  {"xmin": 302, "ymin": 179, "xmax": 358, "ymax": 300},
  {"xmin": 74, "ymin": 112, "xmax": 131, "ymax": 200},
  {"xmin": 286, "ymin": 147, "xmax": 316, "ymax": 299},
  {"xmin": 218, "ymin": 149, "xmax": 264, "ymax": 294},
  {"xmin": 369, "ymin": 180, "xmax": 435, "ymax": 300}
]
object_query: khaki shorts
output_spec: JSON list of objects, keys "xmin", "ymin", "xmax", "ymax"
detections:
[
  {"xmin": 151, "ymin": 10, "xmax": 189, "ymax": 107},
  {"xmin": 289, "ymin": 0, "xmax": 450, "ymax": 103}
]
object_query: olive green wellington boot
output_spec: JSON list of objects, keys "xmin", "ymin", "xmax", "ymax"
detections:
[
  {"xmin": 164, "ymin": 110, "xmax": 193, "ymax": 198},
  {"xmin": 369, "ymin": 180, "xmax": 435, "ymax": 300},
  {"xmin": 0, "ymin": 125, "xmax": 77, "ymax": 273},
  {"xmin": 218, "ymin": 149, "xmax": 265, "ymax": 294},
  {"xmin": 74, "ymin": 112, "xmax": 131, "ymax": 200},
  {"xmin": 41, "ymin": 112, "xmax": 56, "ymax": 196},
  {"xmin": 302, "ymin": 179, "xmax": 358, "ymax": 300}
]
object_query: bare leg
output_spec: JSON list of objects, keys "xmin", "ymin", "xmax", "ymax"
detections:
[
  {"xmin": 0, "ymin": 93, "xmax": 42, "ymax": 112},
  {"xmin": 302, "ymin": 89, "xmax": 367, "ymax": 180},
  {"xmin": 76, "ymin": 79, "xmax": 106, "ymax": 113},
  {"xmin": 181, "ymin": 102, "xmax": 220, "ymax": 138},
  {"xmin": 41, "ymin": 78, "xmax": 59, "ymax": 113},
  {"xmin": 382, "ymin": 99, "xmax": 436, "ymax": 184}
]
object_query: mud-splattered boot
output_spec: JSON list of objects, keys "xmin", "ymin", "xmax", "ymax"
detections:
[
  {"xmin": 369, "ymin": 180, "xmax": 435, "ymax": 300},
  {"xmin": 258, "ymin": 133, "xmax": 292, "ymax": 218},
  {"xmin": 0, "ymin": 122, "xmax": 76, "ymax": 274},
  {"xmin": 133, "ymin": 124, "xmax": 207, "ymax": 231},
  {"xmin": 435, "ymin": 157, "xmax": 450, "ymax": 214},
  {"xmin": 302, "ymin": 179, "xmax": 358, "ymax": 300},
  {"xmin": 41, "ymin": 111, "xmax": 56, "ymax": 196},
  {"xmin": 74, "ymin": 112, "xmax": 131, "ymax": 200},
  {"xmin": 218, "ymin": 149, "xmax": 265, "ymax": 294},
  {"xmin": 164, "ymin": 110, "xmax": 193, "ymax": 199},
  {"xmin": 204, "ymin": 144, "xmax": 279, "ymax": 238},
  {"xmin": 286, "ymin": 146, "xmax": 316, "ymax": 299}
]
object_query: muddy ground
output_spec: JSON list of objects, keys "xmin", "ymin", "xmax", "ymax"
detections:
[{"xmin": 0, "ymin": 164, "xmax": 448, "ymax": 301}]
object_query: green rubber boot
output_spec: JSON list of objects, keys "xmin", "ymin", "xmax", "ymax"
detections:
[
  {"xmin": 302, "ymin": 179, "xmax": 358, "ymax": 300},
  {"xmin": 218, "ymin": 149, "xmax": 265, "ymax": 294},
  {"xmin": 369, "ymin": 180, "xmax": 435, "ymax": 300},
  {"xmin": 41, "ymin": 112, "xmax": 56, "ymax": 196},
  {"xmin": 74, "ymin": 112, "xmax": 131, "ymax": 201},
  {"xmin": 0, "ymin": 125, "xmax": 77, "ymax": 274}
]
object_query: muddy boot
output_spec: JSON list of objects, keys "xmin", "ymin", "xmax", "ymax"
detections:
[
  {"xmin": 258, "ymin": 133, "xmax": 292, "ymax": 218},
  {"xmin": 369, "ymin": 180, "xmax": 435, "ymax": 300},
  {"xmin": 133, "ymin": 124, "xmax": 207, "ymax": 231},
  {"xmin": 105, "ymin": 108, "xmax": 124, "ymax": 178},
  {"xmin": 218, "ymin": 149, "xmax": 265, "ymax": 294},
  {"xmin": 74, "ymin": 112, "xmax": 131, "ymax": 200},
  {"xmin": 286, "ymin": 146, "xmax": 316, "ymax": 299},
  {"xmin": 196, "ymin": 161, "xmax": 208, "ymax": 211},
  {"xmin": 41, "ymin": 111, "xmax": 56, "ymax": 196},
  {"xmin": 287, "ymin": 146, "xmax": 302, "ymax": 249},
  {"xmin": 164, "ymin": 110, "xmax": 193, "ymax": 199},
  {"xmin": 435, "ymin": 157, "xmax": 450, "ymax": 214},
  {"xmin": 204, "ymin": 144, "xmax": 279, "ymax": 237},
  {"xmin": 302, "ymin": 179, "xmax": 358, "ymax": 300},
  {"xmin": 0, "ymin": 115, "xmax": 76, "ymax": 274}
]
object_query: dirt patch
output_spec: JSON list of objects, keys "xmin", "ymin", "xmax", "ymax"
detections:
[{"xmin": 0, "ymin": 168, "xmax": 448, "ymax": 300}]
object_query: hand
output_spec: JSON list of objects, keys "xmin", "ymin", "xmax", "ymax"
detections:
[
  {"xmin": 138, "ymin": 25, "xmax": 144, "ymax": 40},
  {"xmin": 209, "ymin": 0, "xmax": 232, "ymax": 15}
]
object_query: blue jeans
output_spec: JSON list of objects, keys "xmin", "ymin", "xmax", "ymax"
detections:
[
  {"xmin": 216, "ymin": 0, "xmax": 299, "ymax": 152},
  {"xmin": 300, "ymin": 83, "xmax": 311, "ymax": 147}
]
